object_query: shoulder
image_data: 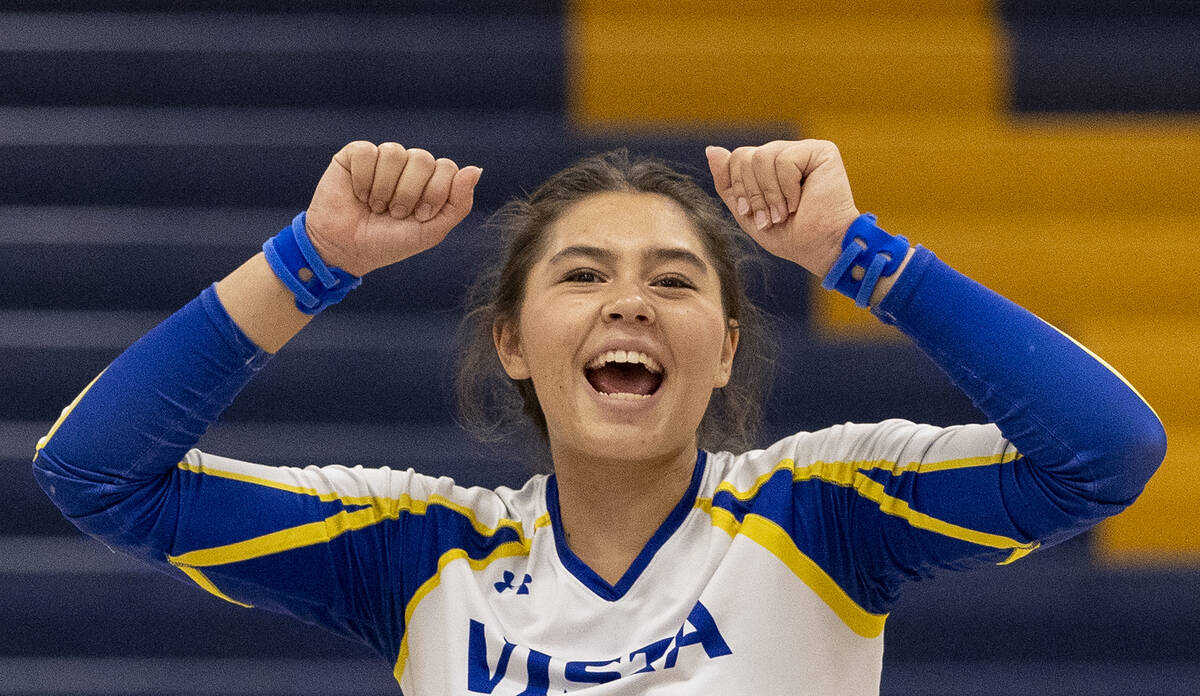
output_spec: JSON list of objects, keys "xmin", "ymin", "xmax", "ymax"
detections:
[
  {"xmin": 182, "ymin": 449, "xmax": 551, "ymax": 535},
  {"xmin": 702, "ymin": 419, "xmax": 1000, "ymax": 496}
]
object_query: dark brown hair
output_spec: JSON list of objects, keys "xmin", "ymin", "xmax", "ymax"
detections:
[{"xmin": 454, "ymin": 149, "xmax": 776, "ymax": 463}]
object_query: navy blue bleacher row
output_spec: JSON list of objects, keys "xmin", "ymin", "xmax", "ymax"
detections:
[{"xmin": 1002, "ymin": 0, "xmax": 1200, "ymax": 112}]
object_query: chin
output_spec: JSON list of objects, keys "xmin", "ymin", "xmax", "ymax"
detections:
[{"xmin": 563, "ymin": 421, "xmax": 691, "ymax": 464}]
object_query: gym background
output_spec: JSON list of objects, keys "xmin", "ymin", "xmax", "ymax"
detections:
[{"xmin": 1, "ymin": 1, "xmax": 1197, "ymax": 693}]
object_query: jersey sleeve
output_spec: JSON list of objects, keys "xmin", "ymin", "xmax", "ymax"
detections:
[
  {"xmin": 758, "ymin": 247, "xmax": 1166, "ymax": 616},
  {"xmin": 29, "ymin": 285, "xmax": 458, "ymax": 659}
]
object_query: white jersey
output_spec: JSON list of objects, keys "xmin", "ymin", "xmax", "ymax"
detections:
[{"xmin": 166, "ymin": 418, "xmax": 1024, "ymax": 695}]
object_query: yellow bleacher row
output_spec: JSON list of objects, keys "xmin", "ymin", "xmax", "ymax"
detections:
[
  {"xmin": 815, "ymin": 116, "xmax": 1200, "ymax": 215},
  {"xmin": 572, "ymin": 1, "xmax": 995, "ymax": 14},
  {"xmin": 570, "ymin": 13, "xmax": 1004, "ymax": 122},
  {"xmin": 569, "ymin": 1, "xmax": 1199, "ymax": 561}
]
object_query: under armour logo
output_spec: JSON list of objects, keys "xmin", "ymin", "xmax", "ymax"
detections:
[{"xmin": 493, "ymin": 570, "xmax": 532, "ymax": 595}]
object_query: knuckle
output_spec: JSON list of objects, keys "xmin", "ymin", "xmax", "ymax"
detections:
[
  {"xmin": 377, "ymin": 141, "xmax": 404, "ymax": 156},
  {"xmin": 408, "ymin": 149, "xmax": 435, "ymax": 167},
  {"xmin": 730, "ymin": 147, "xmax": 754, "ymax": 166}
]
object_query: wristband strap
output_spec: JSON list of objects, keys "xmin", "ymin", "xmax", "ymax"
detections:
[
  {"xmin": 820, "ymin": 213, "xmax": 909, "ymax": 308},
  {"xmin": 262, "ymin": 212, "xmax": 362, "ymax": 315}
]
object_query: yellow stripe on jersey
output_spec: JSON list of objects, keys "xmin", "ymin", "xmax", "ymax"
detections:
[
  {"xmin": 697, "ymin": 500, "xmax": 888, "ymax": 639},
  {"xmin": 790, "ymin": 458, "xmax": 1037, "ymax": 556},
  {"xmin": 698, "ymin": 451, "xmax": 1036, "ymax": 636},
  {"xmin": 174, "ymin": 565, "xmax": 253, "ymax": 609},
  {"xmin": 176, "ymin": 459, "xmax": 346, "ymax": 503},
  {"xmin": 707, "ymin": 453, "xmax": 1037, "ymax": 594},
  {"xmin": 168, "ymin": 492, "xmax": 545, "ymax": 570},
  {"xmin": 168, "ymin": 505, "xmax": 398, "ymax": 568},
  {"xmin": 175, "ymin": 459, "xmax": 535, "ymax": 542},
  {"xmin": 840, "ymin": 474, "xmax": 1036, "ymax": 554},
  {"xmin": 170, "ymin": 460, "xmax": 556, "ymax": 664},
  {"xmin": 714, "ymin": 449, "xmax": 1022, "ymax": 503},
  {"xmin": 33, "ymin": 368, "xmax": 108, "ymax": 461},
  {"xmin": 887, "ymin": 448, "xmax": 1022, "ymax": 474},
  {"xmin": 392, "ymin": 539, "xmax": 539, "ymax": 685}
]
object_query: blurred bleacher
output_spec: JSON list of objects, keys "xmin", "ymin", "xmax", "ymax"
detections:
[{"xmin": 2, "ymin": 0, "xmax": 1199, "ymax": 694}]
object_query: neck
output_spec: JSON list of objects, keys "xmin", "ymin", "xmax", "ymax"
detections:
[{"xmin": 551, "ymin": 441, "xmax": 698, "ymax": 585}]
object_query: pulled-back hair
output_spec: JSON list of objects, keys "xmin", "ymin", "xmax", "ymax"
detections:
[{"xmin": 454, "ymin": 149, "xmax": 776, "ymax": 464}]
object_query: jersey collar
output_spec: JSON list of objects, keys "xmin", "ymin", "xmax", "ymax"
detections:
[{"xmin": 545, "ymin": 450, "xmax": 708, "ymax": 602}]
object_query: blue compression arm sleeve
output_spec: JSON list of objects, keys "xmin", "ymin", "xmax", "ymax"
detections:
[
  {"xmin": 872, "ymin": 246, "xmax": 1166, "ymax": 545},
  {"xmin": 32, "ymin": 286, "xmax": 272, "ymax": 558}
]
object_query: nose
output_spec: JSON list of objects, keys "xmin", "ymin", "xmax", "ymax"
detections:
[{"xmin": 601, "ymin": 291, "xmax": 655, "ymax": 325}]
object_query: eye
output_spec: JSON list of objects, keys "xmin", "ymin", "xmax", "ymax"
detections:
[
  {"xmin": 562, "ymin": 268, "xmax": 603, "ymax": 283},
  {"xmin": 653, "ymin": 275, "xmax": 695, "ymax": 290}
]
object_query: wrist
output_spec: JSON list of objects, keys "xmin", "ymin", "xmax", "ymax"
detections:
[
  {"xmin": 805, "ymin": 206, "xmax": 862, "ymax": 278},
  {"xmin": 820, "ymin": 213, "xmax": 911, "ymax": 308},
  {"xmin": 262, "ymin": 212, "xmax": 363, "ymax": 315}
]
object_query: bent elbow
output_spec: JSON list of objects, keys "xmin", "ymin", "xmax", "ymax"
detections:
[
  {"xmin": 1127, "ymin": 408, "xmax": 1168, "ymax": 493},
  {"xmin": 32, "ymin": 448, "xmax": 110, "ymax": 523},
  {"xmin": 1090, "ymin": 405, "xmax": 1168, "ymax": 508}
]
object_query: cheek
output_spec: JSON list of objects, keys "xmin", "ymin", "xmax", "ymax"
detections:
[
  {"xmin": 670, "ymin": 309, "xmax": 730, "ymax": 381},
  {"xmin": 519, "ymin": 302, "xmax": 580, "ymax": 384}
]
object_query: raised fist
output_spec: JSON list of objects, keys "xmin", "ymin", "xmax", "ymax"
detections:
[
  {"xmin": 706, "ymin": 140, "xmax": 860, "ymax": 277},
  {"xmin": 304, "ymin": 141, "xmax": 483, "ymax": 277}
]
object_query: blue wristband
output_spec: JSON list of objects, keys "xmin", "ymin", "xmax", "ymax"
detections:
[
  {"xmin": 820, "ymin": 213, "xmax": 909, "ymax": 308},
  {"xmin": 262, "ymin": 212, "xmax": 362, "ymax": 315}
]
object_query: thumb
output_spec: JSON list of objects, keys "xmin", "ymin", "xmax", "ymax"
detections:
[{"xmin": 704, "ymin": 146, "xmax": 737, "ymax": 212}]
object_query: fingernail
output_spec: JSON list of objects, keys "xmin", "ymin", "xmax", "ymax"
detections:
[
  {"xmin": 416, "ymin": 203, "xmax": 434, "ymax": 221},
  {"xmin": 754, "ymin": 209, "xmax": 769, "ymax": 231},
  {"xmin": 771, "ymin": 205, "xmax": 784, "ymax": 224},
  {"xmin": 370, "ymin": 201, "xmax": 386, "ymax": 215},
  {"xmin": 392, "ymin": 206, "xmax": 409, "ymax": 219},
  {"xmin": 737, "ymin": 197, "xmax": 750, "ymax": 216}
]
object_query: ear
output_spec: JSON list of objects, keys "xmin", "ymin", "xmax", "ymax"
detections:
[
  {"xmin": 493, "ymin": 317, "xmax": 531, "ymax": 380},
  {"xmin": 713, "ymin": 319, "xmax": 740, "ymax": 388}
]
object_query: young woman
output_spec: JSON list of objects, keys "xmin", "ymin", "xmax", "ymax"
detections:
[{"xmin": 33, "ymin": 139, "xmax": 1166, "ymax": 694}]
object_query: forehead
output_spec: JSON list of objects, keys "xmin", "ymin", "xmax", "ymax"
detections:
[{"xmin": 540, "ymin": 191, "xmax": 711, "ymax": 263}]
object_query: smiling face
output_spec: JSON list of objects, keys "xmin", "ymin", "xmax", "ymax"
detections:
[{"xmin": 494, "ymin": 191, "xmax": 739, "ymax": 465}]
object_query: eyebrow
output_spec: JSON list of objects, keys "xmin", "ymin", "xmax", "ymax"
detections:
[{"xmin": 547, "ymin": 245, "xmax": 710, "ymax": 273}]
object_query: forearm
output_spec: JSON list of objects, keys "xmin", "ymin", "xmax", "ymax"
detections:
[
  {"xmin": 875, "ymin": 247, "xmax": 1166, "ymax": 525},
  {"xmin": 32, "ymin": 283, "xmax": 271, "ymax": 531},
  {"xmin": 216, "ymin": 252, "xmax": 313, "ymax": 354}
]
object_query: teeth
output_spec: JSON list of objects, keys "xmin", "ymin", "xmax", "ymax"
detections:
[
  {"xmin": 600, "ymin": 391, "xmax": 652, "ymax": 400},
  {"xmin": 585, "ymin": 349, "xmax": 663, "ymax": 374}
]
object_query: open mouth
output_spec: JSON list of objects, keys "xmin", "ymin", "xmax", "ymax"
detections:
[{"xmin": 584, "ymin": 350, "xmax": 664, "ymax": 399}]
